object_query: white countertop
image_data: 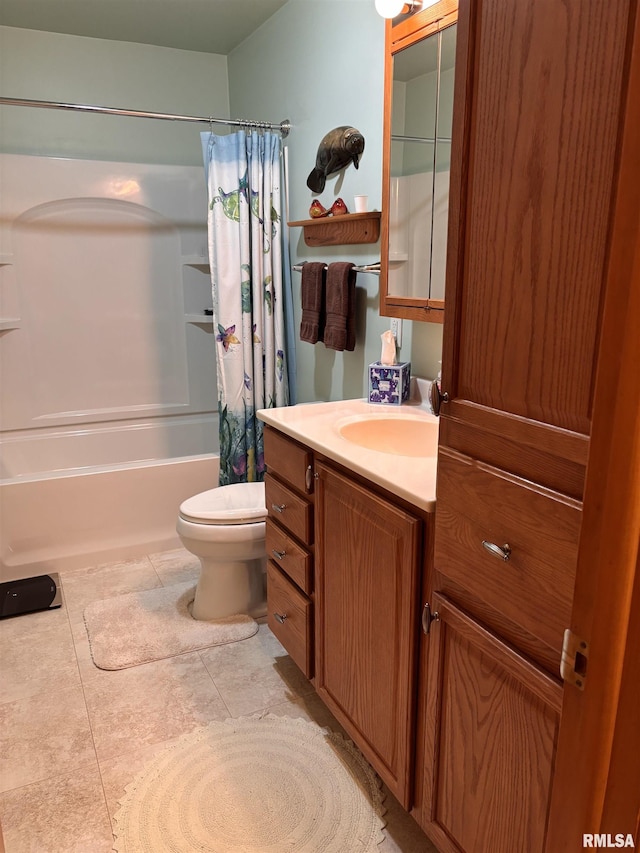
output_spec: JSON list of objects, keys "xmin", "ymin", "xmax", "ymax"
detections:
[{"xmin": 257, "ymin": 398, "xmax": 438, "ymax": 512}]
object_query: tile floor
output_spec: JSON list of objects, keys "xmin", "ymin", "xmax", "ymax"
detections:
[{"xmin": 0, "ymin": 548, "xmax": 436, "ymax": 853}]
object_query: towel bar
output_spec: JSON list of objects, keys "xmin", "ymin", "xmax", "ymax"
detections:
[{"xmin": 292, "ymin": 262, "xmax": 380, "ymax": 275}]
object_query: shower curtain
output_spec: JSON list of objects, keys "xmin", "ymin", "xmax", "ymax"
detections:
[{"xmin": 202, "ymin": 130, "xmax": 292, "ymax": 485}]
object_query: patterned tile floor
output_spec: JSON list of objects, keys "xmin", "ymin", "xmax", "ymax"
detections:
[{"xmin": 0, "ymin": 548, "xmax": 436, "ymax": 852}]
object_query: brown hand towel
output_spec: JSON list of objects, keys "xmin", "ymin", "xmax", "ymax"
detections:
[
  {"xmin": 324, "ymin": 262, "xmax": 357, "ymax": 352},
  {"xmin": 299, "ymin": 262, "xmax": 327, "ymax": 344}
]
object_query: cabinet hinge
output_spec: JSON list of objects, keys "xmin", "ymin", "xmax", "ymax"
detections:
[{"xmin": 560, "ymin": 628, "xmax": 589, "ymax": 691}]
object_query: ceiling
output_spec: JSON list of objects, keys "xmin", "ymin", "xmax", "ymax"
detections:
[{"xmin": 0, "ymin": 0, "xmax": 290, "ymax": 55}]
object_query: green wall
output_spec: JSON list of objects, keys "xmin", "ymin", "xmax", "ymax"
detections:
[{"xmin": 0, "ymin": 26, "xmax": 229, "ymax": 164}]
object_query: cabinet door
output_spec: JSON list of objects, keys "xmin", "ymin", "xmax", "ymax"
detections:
[
  {"xmin": 315, "ymin": 462, "xmax": 421, "ymax": 808},
  {"xmin": 439, "ymin": 0, "xmax": 632, "ymax": 497},
  {"xmin": 419, "ymin": 593, "xmax": 563, "ymax": 853}
]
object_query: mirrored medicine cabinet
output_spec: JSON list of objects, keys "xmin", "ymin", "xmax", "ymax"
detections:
[{"xmin": 380, "ymin": 5, "xmax": 457, "ymax": 323}]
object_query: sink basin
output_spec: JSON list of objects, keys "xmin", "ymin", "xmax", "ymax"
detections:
[{"xmin": 338, "ymin": 416, "xmax": 439, "ymax": 457}]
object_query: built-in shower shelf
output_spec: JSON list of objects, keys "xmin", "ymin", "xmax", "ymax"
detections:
[
  {"xmin": 0, "ymin": 254, "xmax": 14, "ymax": 265},
  {"xmin": 185, "ymin": 314, "xmax": 214, "ymax": 326},
  {"xmin": 0, "ymin": 318, "xmax": 21, "ymax": 331},
  {"xmin": 181, "ymin": 256, "xmax": 210, "ymax": 269}
]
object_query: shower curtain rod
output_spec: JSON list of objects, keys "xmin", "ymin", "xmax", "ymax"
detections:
[{"xmin": 0, "ymin": 96, "xmax": 291, "ymax": 137}]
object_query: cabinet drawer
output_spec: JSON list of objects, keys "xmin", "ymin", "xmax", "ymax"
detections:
[
  {"xmin": 265, "ymin": 473, "xmax": 313, "ymax": 545},
  {"xmin": 267, "ymin": 562, "xmax": 313, "ymax": 678},
  {"xmin": 266, "ymin": 519, "xmax": 312, "ymax": 594},
  {"xmin": 264, "ymin": 427, "xmax": 313, "ymax": 495},
  {"xmin": 434, "ymin": 450, "xmax": 582, "ymax": 656}
]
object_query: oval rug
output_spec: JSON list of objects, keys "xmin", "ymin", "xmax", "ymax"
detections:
[{"xmin": 113, "ymin": 714, "xmax": 387, "ymax": 852}]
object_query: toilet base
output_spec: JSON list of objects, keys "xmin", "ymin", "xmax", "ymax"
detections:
[{"xmin": 191, "ymin": 556, "xmax": 266, "ymax": 621}]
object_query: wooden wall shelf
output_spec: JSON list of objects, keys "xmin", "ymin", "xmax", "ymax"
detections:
[{"xmin": 288, "ymin": 211, "xmax": 381, "ymax": 247}]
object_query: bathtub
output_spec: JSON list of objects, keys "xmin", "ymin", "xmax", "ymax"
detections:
[{"xmin": 0, "ymin": 416, "xmax": 219, "ymax": 580}]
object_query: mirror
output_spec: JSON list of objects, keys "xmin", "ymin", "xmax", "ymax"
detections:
[{"xmin": 380, "ymin": 20, "xmax": 457, "ymax": 323}]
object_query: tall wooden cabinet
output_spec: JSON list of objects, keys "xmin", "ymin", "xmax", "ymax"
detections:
[
  {"xmin": 422, "ymin": 594, "xmax": 562, "ymax": 852},
  {"xmin": 418, "ymin": 0, "xmax": 637, "ymax": 850}
]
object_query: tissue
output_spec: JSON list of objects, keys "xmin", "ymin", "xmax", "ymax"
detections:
[{"xmin": 380, "ymin": 330, "xmax": 397, "ymax": 365}]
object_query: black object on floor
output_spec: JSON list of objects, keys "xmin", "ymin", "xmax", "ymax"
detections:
[{"xmin": 0, "ymin": 573, "xmax": 62, "ymax": 618}]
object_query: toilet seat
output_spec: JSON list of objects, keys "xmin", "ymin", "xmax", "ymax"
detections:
[{"xmin": 179, "ymin": 482, "xmax": 267, "ymax": 526}]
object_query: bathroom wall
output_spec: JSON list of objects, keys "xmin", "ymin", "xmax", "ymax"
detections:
[
  {"xmin": 228, "ymin": 0, "xmax": 444, "ymax": 402},
  {"xmin": 0, "ymin": 26, "xmax": 229, "ymax": 165}
]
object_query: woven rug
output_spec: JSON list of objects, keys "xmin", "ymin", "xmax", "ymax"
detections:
[
  {"xmin": 84, "ymin": 582, "xmax": 258, "ymax": 670},
  {"xmin": 113, "ymin": 714, "xmax": 387, "ymax": 852}
]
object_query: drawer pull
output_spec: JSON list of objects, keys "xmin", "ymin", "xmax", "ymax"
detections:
[
  {"xmin": 482, "ymin": 540, "xmax": 511, "ymax": 561},
  {"xmin": 271, "ymin": 503, "xmax": 286, "ymax": 514},
  {"xmin": 271, "ymin": 549, "xmax": 286, "ymax": 560},
  {"xmin": 274, "ymin": 612, "xmax": 288, "ymax": 624},
  {"xmin": 305, "ymin": 464, "xmax": 313, "ymax": 491}
]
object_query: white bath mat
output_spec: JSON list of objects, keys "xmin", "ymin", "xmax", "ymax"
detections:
[
  {"xmin": 84, "ymin": 583, "xmax": 258, "ymax": 670},
  {"xmin": 113, "ymin": 714, "xmax": 387, "ymax": 852}
]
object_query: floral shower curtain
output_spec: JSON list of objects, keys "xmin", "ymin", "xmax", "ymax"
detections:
[{"xmin": 202, "ymin": 130, "xmax": 290, "ymax": 485}]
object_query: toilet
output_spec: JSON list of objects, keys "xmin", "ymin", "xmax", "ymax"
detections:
[{"xmin": 176, "ymin": 482, "xmax": 268, "ymax": 621}]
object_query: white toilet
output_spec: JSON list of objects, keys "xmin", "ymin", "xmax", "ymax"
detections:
[{"xmin": 176, "ymin": 482, "xmax": 268, "ymax": 621}]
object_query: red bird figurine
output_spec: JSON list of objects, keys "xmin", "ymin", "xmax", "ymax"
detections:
[
  {"xmin": 330, "ymin": 198, "xmax": 348, "ymax": 216},
  {"xmin": 309, "ymin": 200, "xmax": 329, "ymax": 218}
]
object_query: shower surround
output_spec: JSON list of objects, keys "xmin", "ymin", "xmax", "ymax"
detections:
[{"xmin": 0, "ymin": 154, "xmax": 219, "ymax": 579}]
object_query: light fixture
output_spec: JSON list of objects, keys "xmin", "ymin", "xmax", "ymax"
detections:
[
  {"xmin": 374, "ymin": 0, "xmax": 440, "ymax": 19},
  {"xmin": 375, "ymin": 0, "xmax": 409, "ymax": 18}
]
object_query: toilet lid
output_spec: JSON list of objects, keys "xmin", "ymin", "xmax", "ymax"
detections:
[{"xmin": 179, "ymin": 482, "xmax": 267, "ymax": 525}]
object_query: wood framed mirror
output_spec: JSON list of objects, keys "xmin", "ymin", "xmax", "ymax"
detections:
[{"xmin": 380, "ymin": 2, "xmax": 457, "ymax": 323}]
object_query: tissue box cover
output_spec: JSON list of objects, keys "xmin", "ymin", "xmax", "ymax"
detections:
[{"xmin": 368, "ymin": 361, "xmax": 411, "ymax": 405}]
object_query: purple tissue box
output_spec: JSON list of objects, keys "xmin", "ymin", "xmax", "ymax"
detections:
[{"xmin": 368, "ymin": 361, "xmax": 411, "ymax": 405}]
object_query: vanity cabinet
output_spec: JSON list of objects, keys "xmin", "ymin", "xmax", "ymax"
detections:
[
  {"xmin": 263, "ymin": 425, "xmax": 434, "ymax": 812},
  {"xmin": 417, "ymin": 0, "xmax": 636, "ymax": 850},
  {"xmin": 264, "ymin": 427, "xmax": 315, "ymax": 678}
]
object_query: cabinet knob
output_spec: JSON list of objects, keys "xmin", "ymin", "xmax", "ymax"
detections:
[
  {"xmin": 271, "ymin": 549, "xmax": 286, "ymax": 561},
  {"xmin": 482, "ymin": 540, "xmax": 511, "ymax": 561},
  {"xmin": 271, "ymin": 503, "xmax": 286, "ymax": 514},
  {"xmin": 274, "ymin": 612, "xmax": 288, "ymax": 624},
  {"xmin": 422, "ymin": 602, "xmax": 440, "ymax": 635}
]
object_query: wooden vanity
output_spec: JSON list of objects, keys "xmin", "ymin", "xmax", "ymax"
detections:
[
  {"xmin": 259, "ymin": 401, "xmax": 437, "ymax": 811},
  {"xmin": 260, "ymin": 399, "xmax": 583, "ymax": 851}
]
